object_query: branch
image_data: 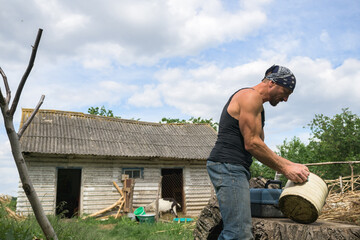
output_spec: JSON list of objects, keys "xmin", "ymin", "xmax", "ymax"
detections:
[
  {"xmin": 10, "ymin": 28, "xmax": 43, "ymax": 116},
  {"xmin": 0, "ymin": 88, "xmax": 5, "ymax": 107},
  {"xmin": 18, "ymin": 95, "xmax": 45, "ymax": 139},
  {"xmin": 305, "ymin": 161, "xmax": 360, "ymax": 166},
  {"xmin": 0, "ymin": 67, "xmax": 11, "ymax": 104}
]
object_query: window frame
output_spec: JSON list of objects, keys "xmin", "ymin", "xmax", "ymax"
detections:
[{"xmin": 122, "ymin": 167, "xmax": 144, "ymax": 179}]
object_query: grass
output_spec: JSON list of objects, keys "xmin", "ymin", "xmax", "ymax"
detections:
[{"xmin": 0, "ymin": 199, "xmax": 195, "ymax": 240}]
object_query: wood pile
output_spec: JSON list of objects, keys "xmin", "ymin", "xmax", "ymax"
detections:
[
  {"xmin": 319, "ymin": 190, "xmax": 360, "ymax": 225},
  {"xmin": 0, "ymin": 195, "xmax": 26, "ymax": 221}
]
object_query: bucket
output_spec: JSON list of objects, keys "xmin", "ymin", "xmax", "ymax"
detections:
[
  {"xmin": 134, "ymin": 207, "xmax": 146, "ymax": 216},
  {"xmin": 279, "ymin": 173, "xmax": 328, "ymax": 224},
  {"xmin": 137, "ymin": 214, "xmax": 155, "ymax": 224}
]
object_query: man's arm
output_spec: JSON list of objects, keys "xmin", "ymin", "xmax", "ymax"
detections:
[{"xmin": 237, "ymin": 91, "xmax": 309, "ymax": 183}]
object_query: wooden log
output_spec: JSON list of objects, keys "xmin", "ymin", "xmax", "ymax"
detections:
[
  {"xmin": 83, "ymin": 197, "xmax": 124, "ymax": 219},
  {"xmin": 112, "ymin": 181, "xmax": 124, "ymax": 198},
  {"xmin": 193, "ymin": 196, "xmax": 360, "ymax": 240}
]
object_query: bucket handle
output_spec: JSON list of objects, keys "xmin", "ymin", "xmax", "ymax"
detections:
[{"xmin": 265, "ymin": 180, "xmax": 282, "ymax": 189}]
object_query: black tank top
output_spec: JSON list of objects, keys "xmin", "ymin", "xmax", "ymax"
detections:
[{"xmin": 208, "ymin": 88, "xmax": 265, "ymax": 171}]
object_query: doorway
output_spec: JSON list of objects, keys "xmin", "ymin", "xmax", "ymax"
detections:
[
  {"xmin": 56, "ymin": 168, "xmax": 81, "ymax": 218},
  {"xmin": 161, "ymin": 168, "xmax": 183, "ymax": 212}
]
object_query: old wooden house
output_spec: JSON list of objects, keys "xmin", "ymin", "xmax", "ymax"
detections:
[{"xmin": 16, "ymin": 109, "xmax": 217, "ymax": 217}]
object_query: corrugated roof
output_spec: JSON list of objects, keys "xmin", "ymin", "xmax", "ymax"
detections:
[{"xmin": 19, "ymin": 109, "xmax": 217, "ymax": 160}]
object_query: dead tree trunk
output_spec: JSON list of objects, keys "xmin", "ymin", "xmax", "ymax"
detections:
[{"xmin": 0, "ymin": 29, "xmax": 58, "ymax": 240}]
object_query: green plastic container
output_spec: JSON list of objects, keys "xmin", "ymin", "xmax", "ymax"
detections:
[
  {"xmin": 134, "ymin": 207, "xmax": 145, "ymax": 216},
  {"xmin": 137, "ymin": 214, "xmax": 155, "ymax": 224}
]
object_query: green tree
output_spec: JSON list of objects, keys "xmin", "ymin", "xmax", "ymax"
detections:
[
  {"xmin": 276, "ymin": 108, "xmax": 360, "ymax": 179},
  {"xmin": 160, "ymin": 117, "xmax": 218, "ymax": 131},
  {"xmin": 250, "ymin": 160, "xmax": 276, "ymax": 180},
  {"xmin": 276, "ymin": 137, "xmax": 315, "ymax": 164},
  {"xmin": 306, "ymin": 108, "xmax": 360, "ymax": 178},
  {"xmin": 88, "ymin": 106, "xmax": 120, "ymax": 118}
]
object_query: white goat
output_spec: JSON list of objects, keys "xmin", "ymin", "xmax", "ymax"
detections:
[{"xmin": 144, "ymin": 198, "xmax": 181, "ymax": 218}]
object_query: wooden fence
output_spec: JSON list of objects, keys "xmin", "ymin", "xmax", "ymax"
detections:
[
  {"xmin": 325, "ymin": 175, "xmax": 360, "ymax": 193},
  {"xmin": 304, "ymin": 161, "xmax": 360, "ymax": 194}
]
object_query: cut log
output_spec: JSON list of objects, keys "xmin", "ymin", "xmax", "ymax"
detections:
[{"xmin": 193, "ymin": 196, "xmax": 360, "ymax": 240}]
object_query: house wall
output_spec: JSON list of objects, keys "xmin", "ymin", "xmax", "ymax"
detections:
[{"xmin": 16, "ymin": 156, "xmax": 213, "ymax": 217}]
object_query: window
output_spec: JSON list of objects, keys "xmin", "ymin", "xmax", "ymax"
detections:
[{"xmin": 122, "ymin": 168, "xmax": 143, "ymax": 179}]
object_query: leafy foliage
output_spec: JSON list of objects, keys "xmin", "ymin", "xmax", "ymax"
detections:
[
  {"xmin": 250, "ymin": 160, "xmax": 276, "ymax": 180},
  {"xmin": 88, "ymin": 106, "xmax": 120, "ymax": 118},
  {"xmin": 276, "ymin": 108, "xmax": 360, "ymax": 179},
  {"xmin": 161, "ymin": 117, "xmax": 219, "ymax": 131}
]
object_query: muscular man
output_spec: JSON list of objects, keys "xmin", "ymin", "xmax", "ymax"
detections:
[{"xmin": 207, "ymin": 65, "xmax": 310, "ymax": 240}]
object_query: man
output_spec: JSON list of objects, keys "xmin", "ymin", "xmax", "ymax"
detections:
[{"xmin": 207, "ymin": 65, "xmax": 310, "ymax": 240}]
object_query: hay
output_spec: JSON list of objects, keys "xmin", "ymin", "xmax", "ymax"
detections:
[
  {"xmin": 0, "ymin": 195, "xmax": 26, "ymax": 221},
  {"xmin": 319, "ymin": 190, "xmax": 360, "ymax": 225},
  {"xmin": 279, "ymin": 195, "xmax": 319, "ymax": 224}
]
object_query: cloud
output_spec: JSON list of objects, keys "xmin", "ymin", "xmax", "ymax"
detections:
[
  {"xmin": 34, "ymin": 0, "xmax": 90, "ymax": 38},
  {"xmin": 128, "ymin": 85, "xmax": 163, "ymax": 107},
  {"xmin": 0, "ymin": 167, "xmax": 19, "ymax": 196},
  {"xmin": 1, "ymin": 0, "xmax": 359, "ymax": 196},
  {"xmin": 0, "ymin": 0, "xmax": 270, "ymax": 68},
  {"xmin": 127, "ymin": 56, "xmax": 360, "ymax": 131}
]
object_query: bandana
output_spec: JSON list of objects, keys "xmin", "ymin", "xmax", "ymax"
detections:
[{"xmin": 265, "ymin": 65, "xmax": 296, "ymax": 91}]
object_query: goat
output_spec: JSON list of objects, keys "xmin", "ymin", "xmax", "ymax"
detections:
[{"xmin": 144, "ymin": 198, "xmax": 181, "ymax": 218}]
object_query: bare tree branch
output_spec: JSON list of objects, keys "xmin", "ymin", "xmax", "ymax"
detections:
[
  {"xmin": 10, "ymin": 28, "xmax": 43, "ymax": 116},
  {"xmin": 0, "ymin": 28, "xmax": 58, "ymax": 240},
  {"xmin": 0, "ymin": 88, "xmax": 6, "ymax": 107},
  {"xmin": 18, "ymin": 95, "xmax": 45, "ymax": 139},
  {"xmin": 0, "ymin": 67, "xmax": 11, "ymax": 103}
]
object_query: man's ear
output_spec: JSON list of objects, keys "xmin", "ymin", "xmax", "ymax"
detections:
[{"xmin": 268, "ymin": 80, "xmax": 276, "ymax": 88}]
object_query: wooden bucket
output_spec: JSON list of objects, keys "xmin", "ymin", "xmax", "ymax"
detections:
[{"xmin": 279, "ymin": 173, "xmax": 328, "ymax": 224}]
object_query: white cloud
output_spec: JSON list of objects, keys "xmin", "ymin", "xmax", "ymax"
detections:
[
  {"xmin": 0, "ymin": 139, "xmax": 11, "ymax": 163},
  {"xmin": 128, "ymin": 85, "xmax": 163, "ymax": 107},
  {"xmin": 0, "ymin": 0, "xmax": 359, "ymax": 197},
  {"xmin": 0, "ymin": 167, "xmax": 19, "ymax": 196},
  {"xmin": 126, "ymin": 56, "xmax": 360, "ymax": 131},
  {"xmin": 1, "ymin": 0, "xmax": 269, "ymax": 68},
  {"xmin": 34, "ymin": 0, "xmax": 90, "ymax": 38}
]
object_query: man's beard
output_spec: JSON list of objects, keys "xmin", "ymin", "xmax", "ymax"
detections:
[{"xmin": 269, "ymin": 99, "xmax": 280, "ymax": 106}]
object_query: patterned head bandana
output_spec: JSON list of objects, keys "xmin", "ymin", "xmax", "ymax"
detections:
[{"xmin": 264, "ymin": 65, "xmax": 296, "ymax": 91}]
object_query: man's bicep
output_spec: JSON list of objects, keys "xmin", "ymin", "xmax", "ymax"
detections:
[{"xmin": 238, "ymin": 103, "xmax": 263, "ymax": 140}]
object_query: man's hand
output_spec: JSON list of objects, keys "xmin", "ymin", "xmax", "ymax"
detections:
[{"xmin": 282, "ymin": 163, "xmax": 310, "ymax": 183}]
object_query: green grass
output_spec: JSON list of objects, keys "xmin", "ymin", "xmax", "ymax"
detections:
[{"xmin": 0, "ymin": 202, "xmax": 195, "ymax": 240}]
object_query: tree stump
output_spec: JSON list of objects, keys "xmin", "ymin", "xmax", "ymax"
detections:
[
  {"xmin": 252, "ymin": 218, "xmax": 360, "ymax": 240},
  {"xmin": 193, "ymin": 195, "xmax": 222, "ymax": 240},
  {"xmin": 194, "ymin": 193, "xmax": 360, "ymax": 239}
]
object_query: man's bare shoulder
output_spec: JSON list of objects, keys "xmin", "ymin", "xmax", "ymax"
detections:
[
  {"xmin": 228, "ymin": 89, "xmax": 262, "ymax": 118},
  {"xmin": 233, "ymin": 88, "xmax": 263, "ymax": 107}
]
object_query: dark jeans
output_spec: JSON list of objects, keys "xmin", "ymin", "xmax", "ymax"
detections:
[{"xmin": 207, "ymin": 160, "xmax": 253, "ymax": 240}]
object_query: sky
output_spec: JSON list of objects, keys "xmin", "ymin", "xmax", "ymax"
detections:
[{"xmin": 0, "ymin": 0, "xmax": 359, "ymax": 196}]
